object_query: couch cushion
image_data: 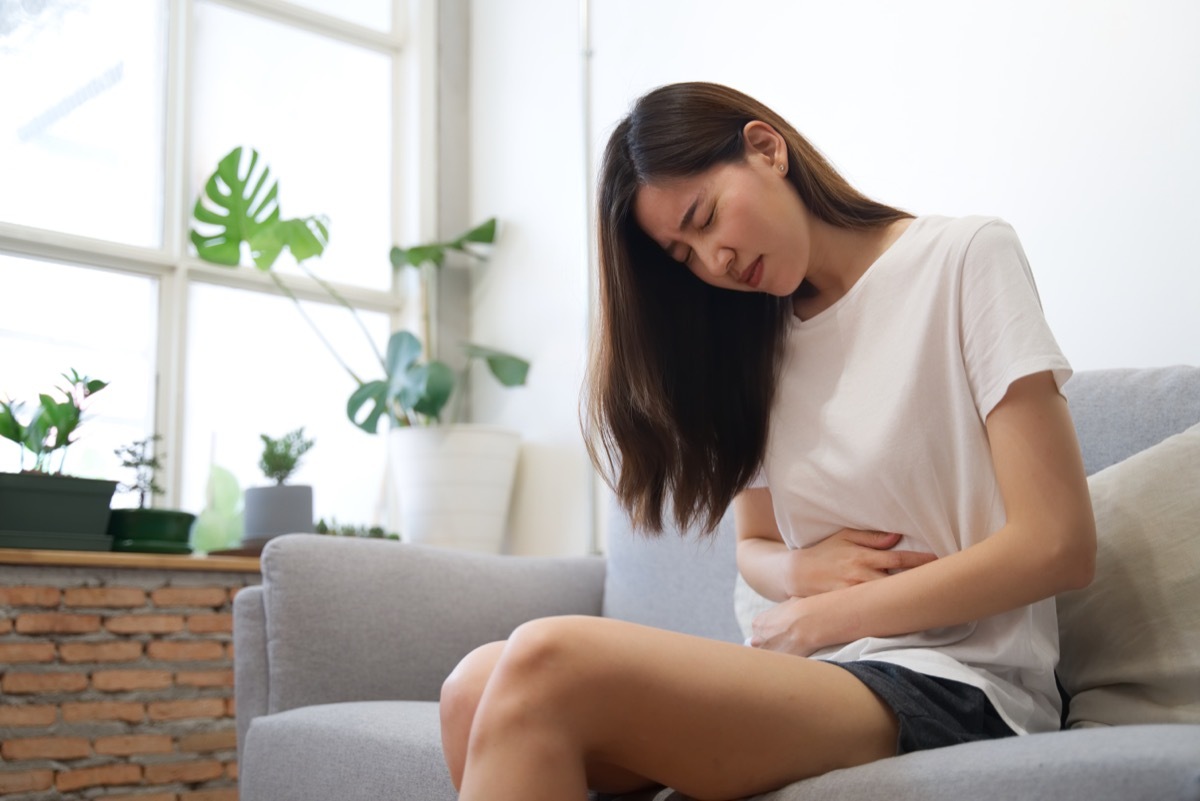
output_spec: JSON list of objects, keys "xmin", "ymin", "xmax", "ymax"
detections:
[
  {"xmin": 611, "ymin": 725, "xmax": 1200, "ymax": 801},
  {"xmin": 1057, "ymin": 422, "xmax": 1200, "ymax": 727},
  {"xmin": 1063, "ymin": 366, "xmax": 1200, "ymax": 476},
  {"xmin": 240, "ymin": 701, "xmax": 456, "ymax": 801}
]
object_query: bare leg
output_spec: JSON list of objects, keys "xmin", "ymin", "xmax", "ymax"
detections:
[
  {"xmin": 441, "ymin": 640, "xmax": 657, "ymax": 794},
  {"xmin": 457, "ymin": 616, "xmax": 898, "ymax": 801}
]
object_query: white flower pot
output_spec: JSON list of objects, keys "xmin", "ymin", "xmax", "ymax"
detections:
[{"xmin": 386, "ymin": 424, "xmax": 520, "ymax": 553}]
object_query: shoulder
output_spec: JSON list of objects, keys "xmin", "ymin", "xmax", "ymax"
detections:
[{"xmin": 909, "ymin": 214, "xmax": 1016, "ymax": 247}]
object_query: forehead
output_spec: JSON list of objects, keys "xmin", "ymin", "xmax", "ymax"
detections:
[{"xmin": 632, "ymin": 172, "xmax": 711, "ymax": 246}]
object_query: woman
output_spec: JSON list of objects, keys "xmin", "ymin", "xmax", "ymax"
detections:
[{"xmin": 440, "ymin": 82, "xmax": 1096, "ymax": 801}]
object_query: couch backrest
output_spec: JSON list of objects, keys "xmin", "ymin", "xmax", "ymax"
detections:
[{"xmin": 601, "ymin": 365, "xmax": 1200, "ymax": 642}]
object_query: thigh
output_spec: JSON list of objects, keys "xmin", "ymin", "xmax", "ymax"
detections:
[{"xmin": 484, "ymin": 616, "xmax": 898, "ymax": 800}]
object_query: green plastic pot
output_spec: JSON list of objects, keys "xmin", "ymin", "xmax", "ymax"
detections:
[{"xmin": 108, "ymin": 509, "xmax": 196, "ymax": 554}]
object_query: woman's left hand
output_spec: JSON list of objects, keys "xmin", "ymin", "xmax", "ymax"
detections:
[{"xmin": 748, "ymin": 595, "xmax": 838, "ymax": 656}]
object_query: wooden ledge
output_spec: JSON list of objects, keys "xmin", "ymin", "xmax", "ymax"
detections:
[{"xmin": 0, "ymin": 548, "xmax": 261, "ymax": 573}]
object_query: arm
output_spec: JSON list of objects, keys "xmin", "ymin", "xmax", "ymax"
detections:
[
  {"xmin": 751, "ymin": 371, "xmax": 1096, "ymax": 653},
  {"xmin": 735, "ymin": 490, "xmax": 937, "ymax": 602}
]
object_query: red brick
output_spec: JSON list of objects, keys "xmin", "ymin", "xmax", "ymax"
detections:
[
  {"xmin": 55, "ymin": 763, "xmax": 142, "ymax": 791},
  {"xmin": 0, "ymin": 705, "xmax": 57, "ymax": 727},
  {"xmin": 144, "ymin": 759, "xmax": 223, "ymax": 784},
  {"xmin": 94, "ymin": 734, "xmax": 174, "ymax": 756},
  {"xmin": 92, "ymin": 670, "xmax": 173, "ymax": 691},
  {"xmin": 187, "ymin": 613, "xmax": 233, "ymax": 634},
  {"xmin": 104, "ymin": 614, "xmax": 184, "ymax": 634},
  {"xmin": 0, "ymin": 642, "xmax": 56, "ymax": 663},
  {"xmin": 224, "ymin": 697, "xmax": 236, "ymax": 717},
  {"xmin": 225, "ymin": 642, "xmax": 235, "ymax": 660},
  {"xmin": 2, "ymin": 671, "xmax": 88, "ymax": 694},
  {"xmin": 0, "ymin": 769, "xmax": 53, "ymax": 794},
  {"xmin": 62, "ymin": 701, "xmax": 145, "ymax": 723},
  {"xmin": 63, "ymin": 587, "xmax": 146, "ymax": 608},
  {"xmin": 148, "ymin": 698, "xmax": 226, "ymax": 721},
  {"xmin": 15, "ymin": 612, "xmax": 100, "ymax": 634},
  {"xmin": 147, "ymin": 641, "xmax": 225, "ymax": 662},
  {"xmin": 0, "ymin": 587, "xmax": 61, "ymax": 606},
  {"xmin": 175, "ymin": 670, "xmax": 234, "ymax": 688},
  {"xmin": 0, "ymin": 617, "xmax": 12, "ymax": 633},
  {"xmin": 59, "ymin": 641, "xmax": 144, "ymax": 663},
  {"xmin": 180, "ymin": 789, "xmax": 238, "ymax": 801},
  {"xmin": 178, "ymin": 729, "xmax": 237, "ymax": 753},
  {"xmin": 1, "ymin": 736, "xmax": 90, "ymax": 760},
  {"xmin": 225, "ymin": 761, "xmax": 238, "ymax": 780},
  {"xmin": 105, "ymin": 794, "xmax": 177, "ymax": 801},
  {"xmin": 152, "ymin": 587, "xmax": 228, "ymax": 608}
]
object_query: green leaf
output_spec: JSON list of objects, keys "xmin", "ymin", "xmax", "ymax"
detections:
[
  {"xmin": 461, "ymin": 342, "xmax": 531, "ymax": 387},
  {"xmin": 285, "ymin": 216, "xmax": 330, "ymax": 262},
  {"xmin": 0, "ymin": 400, "xmax": 23, "ymax": 444},
  {"xmin": 347, "ymin": 380, "xmax": 390, "ymax": 434},
  {"xmin": 412, "ymin": 361, "xmax": 455, "ymax": 420},
  {"xmin": 191, "ymin": 147, "xmax": 283, "ymax": 267},
  {"xmin": 390, "ymin": 244, "xmax": 446, "ymax": 270},
  {"xmin": 455, "ymin": 218, "xmax": 496, "ymax": 246},
  {"xmin": 385, "ymin": 331, "xmax": 423, "ymax": 381},
  {"xmin": 207, "ymin": 464, "xmax": 242, "ymax": 515}
]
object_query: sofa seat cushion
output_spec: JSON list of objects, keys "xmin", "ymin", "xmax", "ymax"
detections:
[
  {"xmin": 610, "ymin": 724, "xmax": 1200, "ymax": 801},
  {"xmin": 240, "ymin": 701, "xmax": 456, "ymax": 801}
]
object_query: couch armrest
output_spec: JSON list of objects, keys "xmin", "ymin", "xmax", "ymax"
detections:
[
  {"xmin": 233, "ymin": 585, "xmax": 269, "ymax": 766},
  {"xmin": 258, "ymin": 534, "xmax": 606, "ymax": 714}
]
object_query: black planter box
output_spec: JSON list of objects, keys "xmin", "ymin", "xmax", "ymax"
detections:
[{"xmin": 0, "ymin": 472, "xmax": 118, "ymax": 551}]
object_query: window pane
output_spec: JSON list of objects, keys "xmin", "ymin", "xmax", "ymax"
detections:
[
  {"xmin": 0, "ymin": 0, "xmax": 167, "ymax": 248},
  {"xmin": 285, "ymin": 0, "xmax": 393, "ymax": 33},
  {"xmin": 0, "ymin": 254, "xmax": 158, "ymax": 498},
  {"xmin": 190, "ymin": 1, "xmax": 393, "ymax": 291},
  {"xmin": 183, "ymin": 283, "xmax": 390, "ymax": 537}
]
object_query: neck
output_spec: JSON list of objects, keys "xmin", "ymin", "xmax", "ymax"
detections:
[{"xmin": 794, "ymin": 217, "xmax": 912, "ymax": 318}]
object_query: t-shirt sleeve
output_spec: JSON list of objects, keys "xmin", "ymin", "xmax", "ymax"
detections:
[{"xmin": 959, "ymin": 219, "xmax": 1072, "ymax": 420}]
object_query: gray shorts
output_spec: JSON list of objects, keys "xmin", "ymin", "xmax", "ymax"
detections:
[{"xmin": 830, "ymin": 660, "xmax": 1019, "ymax": 754}]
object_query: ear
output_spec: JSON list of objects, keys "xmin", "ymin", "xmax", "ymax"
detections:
[{"xmin": 742, "ymin": 121, "xmax": 786, "ymax": 167}]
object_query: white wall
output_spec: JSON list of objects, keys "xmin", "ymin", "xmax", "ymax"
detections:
[
  {"xmin": 468, "ymin": 0, "xmax": 593, "ymax": 555},
  {"xmin": 469, "ymin": 0, "xmax": 1200, "ymax": 555}
]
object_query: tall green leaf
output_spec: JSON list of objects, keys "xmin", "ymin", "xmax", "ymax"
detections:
[
  {"xmin": 461, "ymin": 343, "xmax": 530, "ymax": 387},
  {"xmin": 190, "ymin": 147, "xmax": 281, "ymax": 266}
]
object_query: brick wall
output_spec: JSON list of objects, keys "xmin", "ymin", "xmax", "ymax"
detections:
[{"xmin": 0, "ymin": 563, "xmax": 259, "ymax": 801}]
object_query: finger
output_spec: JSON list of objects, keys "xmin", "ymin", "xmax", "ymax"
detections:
[
  {"xmin": 843, "ymin": 530, "xmax": 902, "ymax": 549},
  {"xmin": 877, "ymin": 550, "xmax": 939, "ymax": 571}
]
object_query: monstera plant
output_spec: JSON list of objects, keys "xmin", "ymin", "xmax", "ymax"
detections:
[{"xmin": 190, "ymin": 146, "xmax": 529, "ymax": 429}]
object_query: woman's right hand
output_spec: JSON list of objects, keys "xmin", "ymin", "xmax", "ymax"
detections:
[{"xmin": 780, "ymin": 529, "xmax": 937, "ymax": 597}]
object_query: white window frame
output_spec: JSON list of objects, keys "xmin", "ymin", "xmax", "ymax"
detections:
[{"xmin": 0, "ymin": 0, "xmax": 439, "ymax": 510}]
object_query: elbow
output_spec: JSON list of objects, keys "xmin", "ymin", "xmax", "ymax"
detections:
[{"xmin": 1050, "ymin": 514, "xmax": 1097, "ymax": 592}]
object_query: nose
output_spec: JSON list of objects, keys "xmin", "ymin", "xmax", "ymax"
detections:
[{"xmin": 700, "ymin": 245, "xmax": 735, "ymax": 278}]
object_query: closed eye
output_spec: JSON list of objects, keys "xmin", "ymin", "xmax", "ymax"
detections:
[{"xmin": 701, "ymin": 207, "xmax": 715, "ymax": 230}]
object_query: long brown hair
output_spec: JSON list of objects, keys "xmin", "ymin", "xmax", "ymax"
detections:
[{"xmin": 584, "ymin": 82, "xmax": 910, "ymax": 535}]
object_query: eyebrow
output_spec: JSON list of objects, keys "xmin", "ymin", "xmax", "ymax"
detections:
[{"xmin": 678, "ymin": 196, "xmax": 701, "ymax": 232}]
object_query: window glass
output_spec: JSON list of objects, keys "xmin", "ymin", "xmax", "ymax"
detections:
[
  {"xmin": 0, "ymin": 254, "xmax": 158, "ymax": 495},
  {"xmin": 0, "ymin": 0, "xmax": 167, "ymax": 247},
  {"xmin": 190, "ymin": 1, "xmax": 393, "ymax": 291},
  {"xmin": 285, "ymin": 0, "xmax": 393, "ymax": 33},
  {"xmin": 182, "ymin": 283, "xmax": 390, "ymax": 531}
]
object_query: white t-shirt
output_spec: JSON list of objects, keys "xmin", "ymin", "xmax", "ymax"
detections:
[{"xmin": 757, "ymin": 215, "xmax": 1072, "ymax": 735}]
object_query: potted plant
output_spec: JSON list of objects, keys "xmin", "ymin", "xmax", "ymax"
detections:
[
  {"xmin": 107, "ymin": 436, "xmax": 196, "ymax": 554},
  {"xmin": 191, "ymin": 147, "xmax": 530, "ymax": 552},
  {"xmin": 242, "ymin": 427, "xmax": 315, "ymax": 548},
  {"xmin": 0, "ymin": 369, "xmax": 118, "ymax": 551}
]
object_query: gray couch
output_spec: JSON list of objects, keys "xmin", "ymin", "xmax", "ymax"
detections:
[{"xmin": 234, "ymin": 367, "xmax": 1200, "ymax": 801}]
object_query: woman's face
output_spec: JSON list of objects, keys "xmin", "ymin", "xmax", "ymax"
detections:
[{"xmin": 632, "ymin": 129, "xmax": 812, "ymax": 297}]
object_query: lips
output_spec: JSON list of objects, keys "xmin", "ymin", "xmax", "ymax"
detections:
[{"xmin": 738, "ymin": 257, "xmax": 763, "ymax": 288}]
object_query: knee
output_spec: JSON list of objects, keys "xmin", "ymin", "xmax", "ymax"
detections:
[
  {"xmin": 478, "ymin": 616, "xmax": 597, "ymax": 710},
  {"xmin": 440, "ymin": 641, "xmax": 504, "ymax": 789}
]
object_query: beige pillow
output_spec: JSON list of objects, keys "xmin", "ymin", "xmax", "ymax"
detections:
[{"xmin": 1058, "ymin": 421, "xmax": 1200, "ymax": 727}]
